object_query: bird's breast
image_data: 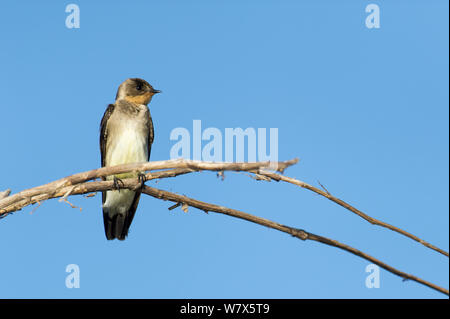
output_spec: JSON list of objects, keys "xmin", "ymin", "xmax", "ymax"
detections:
[{"xmin": 106, "ymin": 119, "xmax": 148, "ymax": 179}]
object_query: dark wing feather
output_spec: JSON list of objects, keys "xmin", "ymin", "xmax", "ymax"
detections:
[
  {"xmin": 100, "ymin": 104, "xmax": 115, "ymax": 213},
  {"xmin": 118, "ymin": 192, "xmax": 141, "ymax": 240},
  {"xmin": 146, "ymin": 110, "xmax": 154, "ymax": 160},
  {"xmin": 100, "ymin": 104, "xmax": 115, "ymax": 170}
]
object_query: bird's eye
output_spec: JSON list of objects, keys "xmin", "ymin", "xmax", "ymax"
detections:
[{"xmin": 136, "ymin": 83, "xmax": 143, "ymax": 91}]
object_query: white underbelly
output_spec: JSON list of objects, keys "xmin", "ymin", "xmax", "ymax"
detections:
[
  {"xmin": 103, "ymin": 128, "xmax": 147, "ymax": 215},
  {"xmin": 104, "ymin": 189, "xmax": 136, "ymax": 215},
  {"xmin": 106, "ymin": 128, "xmax": 148, "ymax": 167}
]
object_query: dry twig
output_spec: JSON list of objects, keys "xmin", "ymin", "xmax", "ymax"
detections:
[
  {"xmin": 249, "ymin": 170, "xmax": 449, "ymax": 258},
  {"xmin": 0, "ymin": 159, "xmax": 447, "ymax": 295},
  {"xmin": 142, "ymin": 185, "xmax": 449, "ymax": 296}
]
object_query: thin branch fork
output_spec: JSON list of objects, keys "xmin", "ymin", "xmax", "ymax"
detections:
[
  {"xmin": 250, "ymin": 170, "xmax": 449, "ymax": 258},
  {"xmin": 0, "ymin": 159, "xmax": 448, "ymax": 295},
  {"xmin": 1, "ymin": 175, "xmax": 448, "ymax": 295},
  {"xmin": 0, "ymin": 159, "xmax": 298, "ymax": 213},
  {"xmin": 0, "ymin": 159, "xmax": 447, "ymax": 257},
  {"xmin": 141, "ymin": 185, "xmax": 449, "ymax": 296},
  {"xmin": 0, "ymin": 189, "xmax": 11, "ymax": 200}
]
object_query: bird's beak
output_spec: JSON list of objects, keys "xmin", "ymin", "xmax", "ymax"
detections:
[{"xmin": 151, "ymin": 88, "xmax": 161, "ymax": 94}]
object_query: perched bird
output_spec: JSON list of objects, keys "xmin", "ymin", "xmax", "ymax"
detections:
[{"xmin": 100, "ymin": 78, "xmax": 160, "ymax": 240}]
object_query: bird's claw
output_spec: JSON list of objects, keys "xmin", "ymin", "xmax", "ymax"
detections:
[
  {"xmin": 113, "ymin": 176, "xmax": 125, "ymax": 192},
  {"xmin": 138, "ymin": 173, "xmax": 147, "ymax": 188}
]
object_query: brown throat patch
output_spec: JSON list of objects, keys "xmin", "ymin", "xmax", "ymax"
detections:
[{"xmin": 124, "ymin": 92, "xmax": 152, "ymax": 105}]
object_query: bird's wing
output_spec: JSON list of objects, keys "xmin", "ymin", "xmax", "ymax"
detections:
[
  {"xmin": 100, "ymin": 104, "xmax": 115, "ymax": 208},
  {"xmin": 100, "ymin": 103, "xmax": 115, "ymax": 170},
  {"xmin": 146, "ymin": 110, "xmax": 154, "ymax": 160}
]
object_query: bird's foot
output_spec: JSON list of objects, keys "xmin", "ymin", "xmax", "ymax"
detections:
[
  {"xmin": 137, "ymin": 172, "xmax": 147, "ymax": 188},
  {"xmin": 113, "ymin": 176, "xmax": 125, "ymax": 192}
]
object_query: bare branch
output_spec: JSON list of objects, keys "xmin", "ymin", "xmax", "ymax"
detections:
[
  {"xmin": 0, "ymin": 159, "xmax": 298, "ymax": 213},
  {"xmin": 142, "ymin": 185, "xmax": 448, "ymax": 296},
  {"xmin": 0, "ymin": 159, "xmax": 447, "ymax": 296},
  {"xmin": 250, "ymin": 170, "xmax": 449, "ymax": 258},
  {"xmin": 1, "ymin": 158, "xmax": 446, "ymax": 260},
  {"xmin": 1, "ymin": 159, "xmax": 447, "ymax": 259}
]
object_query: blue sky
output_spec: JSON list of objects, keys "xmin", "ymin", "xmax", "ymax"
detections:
[{"xmin": 0, "ymin": 1, "xmax": 448, "ymax": 298}]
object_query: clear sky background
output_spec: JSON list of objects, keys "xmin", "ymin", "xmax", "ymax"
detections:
[{"xmin": 0, "ymin": 1, "xmax": 448, "ymax": 298}]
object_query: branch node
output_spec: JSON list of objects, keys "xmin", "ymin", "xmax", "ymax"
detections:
[
  {"xmin": 168, "ymin": 202, "xmax": 181, "ymax": 211},
  {"xmin": 30, "ymin": 200, "xmax": 42, "ymax": 215},
  {"xmin": 290, "ymin": 228, "xmax": 309, "ymax": 240},
  {"xmin": 317, "ymin": 180, "xmax": 331, "ymax": 196},
  {"xmin": 0, "ymin": 189, "xmax": 11, "ymax": 200},
  {"xmin": 84, "ymin": 192, "xmax": 97, "ymax": 198},
  {"xmin": 217, "ymin": 171, "xmax": 225, "ymax": 181},
  {"xmin": 60, "ymin": 197, "xmax": 82, "ymax": 212}
]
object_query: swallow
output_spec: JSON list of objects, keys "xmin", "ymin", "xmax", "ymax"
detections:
[{"xmin": 100, "ymin": 78, "xmax": 160, "ymax": 240}]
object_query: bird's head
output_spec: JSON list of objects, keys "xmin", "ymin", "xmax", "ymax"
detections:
[{"xmin": 115, "ymin": 78, "xmax": 160, "ymax": 105}]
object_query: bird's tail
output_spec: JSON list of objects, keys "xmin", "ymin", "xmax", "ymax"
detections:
[{"xmin": 102, "ymin": 190, "xmax": 141, "ymax": 240}]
